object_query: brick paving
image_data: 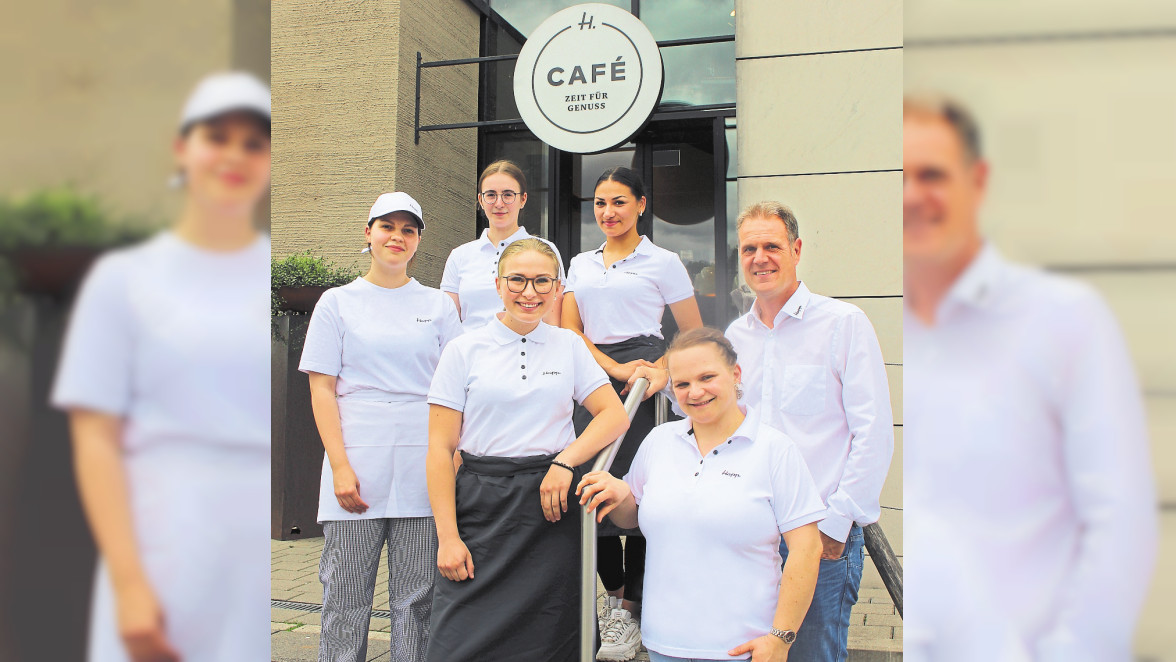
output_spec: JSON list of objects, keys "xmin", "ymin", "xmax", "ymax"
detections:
[{"xmin": 272, "ymin": 537, "xmax": 902, "ymax": 661}]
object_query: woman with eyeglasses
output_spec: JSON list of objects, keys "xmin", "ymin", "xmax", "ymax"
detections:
[
  {"xmin": 299, "ymin": 192, "xmax": 462, "ymax": 662},
  {"xmin": 425, "ymin": 238, "xmax": 630, "ymax": 662},
  {"xmin": 562, "ymin": 166, "xmax": 704, "ymax": 661},
  {"xmin": 440, "ymin": 160, "xmax": 564, "ymax": 331},
  {"xmin": 577, "ymin": 328, "xmax": 824, "ymax": 662},
  {"xmin": 51, "ymin": 72, "xmax": 271, "ymax": 662}
]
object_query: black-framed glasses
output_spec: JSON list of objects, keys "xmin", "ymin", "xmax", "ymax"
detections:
[
  {"xmin": 480, "ymin": 190, "xmax": 519, "ymax": 205},
  {"xmin": 503, "ymin": 275, "xmax": 557, "ymax": 294}
]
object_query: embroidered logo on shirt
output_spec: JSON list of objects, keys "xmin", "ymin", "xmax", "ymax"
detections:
[
  {"xmin": 721, "ymin": 470, "xmax": 741, "ymax": 478},
  {"xmin": 542, "ymin": 370, "xmax": 562, "ymax": 376},
  {"xmin": 416, "ymin": 317, "xmax": 432, "ymax": 323},
  {"xmin": 624, "ymin": 271, "xmax": 639, "ymax": 276}
]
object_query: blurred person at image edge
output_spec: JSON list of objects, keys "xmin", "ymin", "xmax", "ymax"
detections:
[
  {"xmin": 902, "ymin": 94, "xmax": 1158, "ymax": 662},
  {"xmin": 50, "ymin": 72, "xmax": 271, "ymax": 662}
]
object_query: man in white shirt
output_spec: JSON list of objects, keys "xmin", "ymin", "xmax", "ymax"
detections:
[
  {"xmin": 903, "ymin": 94, "xmax": 1157, "ymax": 661},
  {"xmin": 724, "ymin": 201, "xmax": 895, "ymax": 661}
]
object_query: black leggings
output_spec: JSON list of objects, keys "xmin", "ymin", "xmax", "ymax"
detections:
[{"xmin": 597, "ymin": 535, "xmax": 645, "ymax": 603}]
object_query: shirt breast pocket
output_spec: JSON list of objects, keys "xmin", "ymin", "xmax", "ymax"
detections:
[{"xmin": 780, "ymin": 365, "xmax": 826, "ymax": 416}]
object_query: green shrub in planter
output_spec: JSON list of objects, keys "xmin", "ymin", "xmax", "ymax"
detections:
[
  {"xmin": 271, "ymin": 250, "xmax": 361, "ymax": 320},
  {"xmin": 0, "ymin": 189, "xmax": 153, "ymax": 302}
]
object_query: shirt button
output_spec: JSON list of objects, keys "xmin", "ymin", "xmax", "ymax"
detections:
[
  {"xmin": 521, "ymin": 338, "xmax": 526, "ymax": 343},
  {"xmin": 713, "ymin": 450, "xmax": 718, "ymax": 455},
  {"xmin": 521, "ymin": 365, "xmax": 525, "ymax": 369},
  {"xmin": 522, "ymin": 375, "xmax": 527, "ymax": 380},
  {"xmin": 521, "ymin": 351, "xmax": 525, "ymax": 356},
  {"xmin": 611, "ymin": 265, "xmax": 616, "ymax": 268},
  {"xmin": 693, "ymin": 472, "xmax": 699, "ymax": 477},
  {"xmin": 727, "ymin": 440, "xmax": 732, "ymax": 444}
]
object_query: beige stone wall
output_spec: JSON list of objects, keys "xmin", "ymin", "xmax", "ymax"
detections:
[
  {"xmin": 735, "ymin": 0, "xmax": 905, "ymax": 590},
  {"xmin": 0, "ymin": 1, "xmax": 264, "ymax": 225},
  {"xmin": 906, "ymin": 3, "xmax": 1176, "ymax": 656},
  {"xmin": 271, "ymin": 0, "xmax": 478, "ymax": 287}
]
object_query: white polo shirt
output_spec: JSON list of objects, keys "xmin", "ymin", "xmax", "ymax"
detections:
[
  {"xmin": 904, "ymin": 244, "xmax": 1156, "ymax": 660},
  {"xmin": 299, "ymin": 277, "xmax": 462, "ymax": 400},
  {"xmin": 439, "ymin": 226, "xmax": 565, "ymax": 331},
  {"xmin": 565, "ymin": 236, "xmax": 695, "ymax": 344},
  {"xmin": 725, "ymin": 282, "xmax": 894, "ymax": 542},
  {"xmin": 428, "ymin": 318, "xmax": 610, "ymax": 457},
  {"xmin": 625, "ymin": 408, "xmax": 825, "ymax": 660}
]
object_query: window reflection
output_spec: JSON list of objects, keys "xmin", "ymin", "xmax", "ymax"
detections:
[
  {"xmin": 641, "ymin": 0, "xmax": 735, "ymax": 40},
  {"xmin": 659, "ymin": 42, "xmax": 736, "ymax": 108}
]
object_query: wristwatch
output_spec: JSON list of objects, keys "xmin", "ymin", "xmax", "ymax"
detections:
[{"xmin": 769, "ymin": 628, "xmax": 796, "ymax": 645}]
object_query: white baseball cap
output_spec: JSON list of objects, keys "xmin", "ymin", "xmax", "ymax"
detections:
[
  {"xmin": 180, "ymin": 72, "xmax": 271, "ymax": 132},
  {"xmin": 369, "ymin": 192, "xmax": 425, "ymax": 230}
]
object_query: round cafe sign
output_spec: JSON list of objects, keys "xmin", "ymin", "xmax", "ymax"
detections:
[{"xmin": 513, "ymin": 4, "xmax": 663, "ymax": 153}]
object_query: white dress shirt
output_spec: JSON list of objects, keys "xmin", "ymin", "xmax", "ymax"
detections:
[
  {"xmin": 725, "ymin": 282, "xmax": 894, "ymax": 542},
  {"xmin": 565, "ymin": 236, "xmax": 695, "ymax": 344},
  {"xmin": 439, "ymin": 227, "xmax": 564, "ymax": 331},
  {"xmin": 904, "ymin": 244, "xmax": 1157, "ymax": 661},
  {"xmin": 625, "ymin": 408, "xmax": 825, "ymax": 659},
  {"xmin": 427, "ymin": 318, "xmax": 610, "ymax": 457}
]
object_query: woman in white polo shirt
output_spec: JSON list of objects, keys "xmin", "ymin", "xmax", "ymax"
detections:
[
  {"xmin": 578, "ymin": 327, "xmax": 824, "ymax": 662},
  {"xmin": 440, "ymin": 160, "xmax": 564, "ymax": 330},
  {"xmin": 299, "ymin": 192, "xmax": 462, "ymax": 662},
  {"xmin": 425, "ymin": 238, "xmax": 630, "ymax": 662},
  {"xmin": 563, "ymin": 166, "xmax": 703, "ymax": 659}
]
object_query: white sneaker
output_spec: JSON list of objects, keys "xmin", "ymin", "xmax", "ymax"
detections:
[{"xmin": 596, "ymin": 608, "xmax": 641, "ymax": 661}]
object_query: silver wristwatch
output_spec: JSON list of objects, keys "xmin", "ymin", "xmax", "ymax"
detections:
[{"xmin": 769, "ymin": 628, "xmax": 796, "ymax": 644}]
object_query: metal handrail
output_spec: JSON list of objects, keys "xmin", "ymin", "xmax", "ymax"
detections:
[
  {"xmin": 863, "ymin": 522, "xmax": 903, "ymax": 617},
  {"xmin": 579, "ymin": 379, "xmax": 654, "ymax": 661}
]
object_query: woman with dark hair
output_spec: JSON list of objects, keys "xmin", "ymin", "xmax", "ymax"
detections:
[
  {"xmin": 426, "ymin": 238, "xmax": 630, "ymax": 662},
  {"xmin": 578, "ymin": 327, "xmax": 824, "ymax": 662},
  {"xmin": 440, "ymin": 159, "xmax": 564, "ymax": 331},
  {"xmin": 51, "ymin": 72, "xmax": 272, "ymax": 662},
  {"xmin": 299, "ymin": 191, "xmax": 461, "ymax": 662},
  {"xmin": 562, "ymin": 166, "xmax": 703, "ymax": 661}
]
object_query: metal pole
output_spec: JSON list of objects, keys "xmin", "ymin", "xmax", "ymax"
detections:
[
  {"xmin": 580, "ymin": 378, "xmax": 649, "ymax": 661},
  {"xmin": 863, "ymin": 522, "xmax": 903, "ymax": 617}
]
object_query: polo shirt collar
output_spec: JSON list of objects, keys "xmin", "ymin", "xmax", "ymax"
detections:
[
  {"xmin": 592, "ymin": 235, "xmax": 655, "ymax": 258},
  {"xmin": 480, "ymin": 226, "xmax": 531, "ymax": 252},
  {"xmin": 488, "ymin": 316, "xmax": 552, "ymax": 345},
  {"xmin": 748, "ymin": 281, "xmax": 812, "ymax": 330},
  {"xmin": 679, "ymin": 404, "xmax": 757, "ymax": 443}
]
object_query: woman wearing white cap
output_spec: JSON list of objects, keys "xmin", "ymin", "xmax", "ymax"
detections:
[
  {"xmin": 299, "ymin": 191, "xmax": 461, "ymax": 662},
  {"xmin": 52, "ymin": 72, "xmax": 272, "ymax": 661},
  {"xmin": 562, "ymin": 166, "xmax": 703, "ymax": 661},
  {"xmin": 440, "ymin": 159, "xmax": 564, "ymax": 331},
  {"xmin": 425, "ymin": 238, "xmax": 630, "ymax": 662},
  {"xmin": 577, "ymin": 328, "xmax": 824, "ymax": 662}
]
